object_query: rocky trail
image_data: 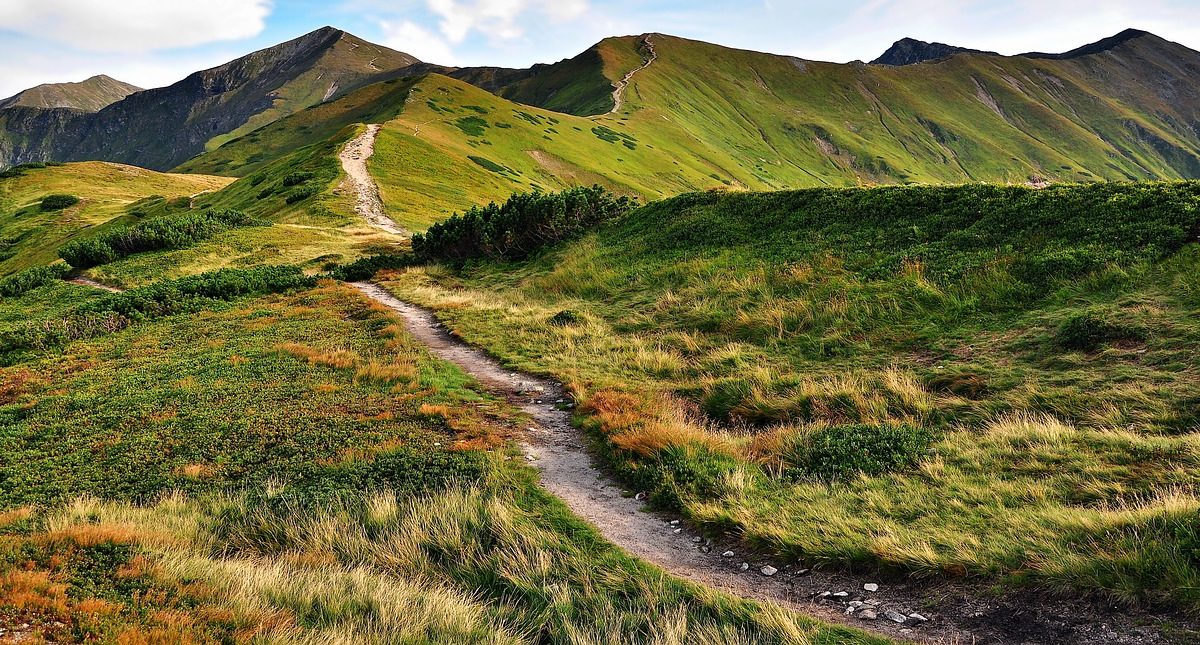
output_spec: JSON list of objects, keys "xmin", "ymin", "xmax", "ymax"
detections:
[
  {"xmin": 338, "ymin": 124, "xmax": 407, "ymax": 236},
  {"xmin": 609, "ymin": 35, "xmax": 658, "ymax": 114}
]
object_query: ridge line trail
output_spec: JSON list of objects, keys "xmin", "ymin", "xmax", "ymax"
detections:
[
  {"xmin": 338, "ymin": 125, "xmax": 407, "ymax": 236},
  {"xmin": 352, "ymin": 282, "xmax": 967, "ymax": 645},
  {"xmin": 608, "ymin": 35, "xmax": 657, "ymax": 114}
]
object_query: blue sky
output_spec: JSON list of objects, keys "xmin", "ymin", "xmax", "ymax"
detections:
[{"xmin": 3, "ymin": 0, "xmax": 1200, "ymax": 97}]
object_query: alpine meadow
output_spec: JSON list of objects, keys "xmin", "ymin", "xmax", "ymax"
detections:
[{"xmin": 4, "ymin": 4, "xmax": 1200, "ymax": 643}]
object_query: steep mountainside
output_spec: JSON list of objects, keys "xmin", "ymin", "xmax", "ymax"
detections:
[
  {"xmin": 0, "ymin": 27, "xmax": 418, "ymax": 171},
  {"xmin": 483, "ymin": 30, "xmax": 1200, "ymax": 184},
  {"xmin": 0, "ymin": 75, "xmax": 141, "ymax": 112},
  {"xmin": 871, "ymin": 38, "xmax": 996, "ymax": 65}
]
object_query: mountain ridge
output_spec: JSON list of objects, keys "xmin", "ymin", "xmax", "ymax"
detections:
[
  {"xmin": 0, "ymin": 26, "xmax": 419, "ymax": 171},
  {"xmin": 0, "ymin": 74, "xmax": 141, "ymax": 112}
]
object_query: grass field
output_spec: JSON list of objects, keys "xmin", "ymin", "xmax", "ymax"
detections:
[
  {"xmin": 376, "ymin": 181, "xmax": 1200, "ymax": 611},
  {"xmin": 0, "ymin": 272, "xmax": 882, "ymax": 643},
  {"xmin": 0, "ymin": 162, "xmax": 231, "ymax": 275}
]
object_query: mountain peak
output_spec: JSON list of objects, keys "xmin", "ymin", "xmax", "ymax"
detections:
[
  {"xmin": 1022, "ymin": 28, "xmax": 1156, "ymax": 59},
  {"xmin": 871, "ymin": 38, "xmax": 995, "ymax": 65},
  {"xmin": 0, "ymin": 74, "xmax": 141, "ymax": 112}
]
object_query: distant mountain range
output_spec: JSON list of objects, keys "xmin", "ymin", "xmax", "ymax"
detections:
[{"xmin": 3, "ymin": 26, "xmax": 1200, "ymax": 195}]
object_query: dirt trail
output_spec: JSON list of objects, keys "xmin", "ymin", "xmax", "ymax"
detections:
[
  {"xmin": 68, "ymin": 276, "xmax": 123, "ymax": 292},
  {"xmin": 338, "ymin": 125, "xmax": 407, "ymax": 236},
  {"xmin": 609, "ymin": 35, "xmax": 657, "ymax": 114},
  {"xmin": 352, "ymin": 281, "xmax": 1200, "ymax": 645},
  {"xmin": 353, "ymin": 282, "xmax": 943, "ymax": 643}
]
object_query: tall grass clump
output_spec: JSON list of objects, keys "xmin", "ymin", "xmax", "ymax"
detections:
[
  {"xmin": 58, "ymin": 209, "xmax": 266, "ymax": 269},
  {"xmin": 413, "ymin": 186, "xmax": 634, "ymax": 263}
]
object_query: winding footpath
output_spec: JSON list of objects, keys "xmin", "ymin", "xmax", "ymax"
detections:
[
  {"xmin": 609, "ymin": 35, "xmax": 658, "ymax": 114},
  {"xmin": 58, "ymin": 120, "xmax": 1199, "ymax": 644},
  {"xmin": 338, "ymin": 125, "xmax": 407, "ymax": 236},
  {"xmin": 354, "ymin": 282, "xmax": 963, "ymax": 643}
]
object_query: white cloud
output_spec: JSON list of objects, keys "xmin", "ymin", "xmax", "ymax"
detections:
[
  {"xmin": 379, "ymin": 19, "xmax": 459, "ymax": 64},
  {"xmin": 0, "ymin": 0, "xmax": 272, "ymax": 53},
  {"xmin": 374, "ymin": 0, "xmax": 590, "ymax": 64}
]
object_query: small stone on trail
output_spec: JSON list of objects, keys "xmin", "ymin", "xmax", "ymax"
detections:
[
  {"xmin": 859, "ymin": 609, "xmax": 878, "ymax": 620},
  {"xmin": 908, "ymin": 613, "xmax": 929, "ymax": 623},
  {"xmin": 700, "ymin": 546, "xmax": 711, "ymax": 553},
  {"xmin": 760, "ymin": 565, "xmax": 778, "ymax": 576},
  {"xmin": 796, "ymin": 568, "xmax": 810, "ymax": 575},
  {"xmin": 722, "ymin": 550, "xmax": 735, "ymax": 557},
  {"xmin": 863, "ymin": 583, "xmax": 879, "ymax": 592},
  {"xmin": 692, "ymin": 536, "xmax": 703, "ymax": 543},
  {"xmin": 673, "ymin": 528, "xmax": 682, "ymax": 534},
  {"xmin": 884, "ymin": 609, "xmax": 907, "ymax": 624},
  {"xmin": 832, "ymin": 591, "xmax": 850, "ymax": 598},
  {"xmin": 739, "ymin": 562, "xmax": 750, "ymax": 571},
  {"xmin": 635, "ymin": 492, "xmax": 646, "ymax": 500},
  {"xmin": 670, "ymin": 520, "xmax": 680, "ymax": 525}
]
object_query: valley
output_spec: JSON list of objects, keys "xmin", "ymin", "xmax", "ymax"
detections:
[{"xmin": 2, "ymin": 18, "xmax": 1200, "ymax": 644}]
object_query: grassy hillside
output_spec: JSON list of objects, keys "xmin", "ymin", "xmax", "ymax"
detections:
[
  {"xmin": 378, "ymin": 181, "xmax": 1200, "ymax": 611},
  {"xmin": 0, "ymin": 75, "xmax": 140, "ymax": 112},
  {"xmin": 0, "ymin": 273, "xmax": 880, "ymax": 644},
  {"xmin": 172, "ymin": 29, "xmax": 1200, "ymax": 239},
  {"xmin": 0, "ymin": 162, "xmax": 231, "ymax": 275}
]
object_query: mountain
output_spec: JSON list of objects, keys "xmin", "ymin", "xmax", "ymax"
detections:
[
  {"xmin": 871, "ymin": 38, "xmax": 996, "ymax": 65},
  {"xmin": 0, "ymin": 27, "xmax": 419, "ymax": 171},
  {"xmin": 450, "ymin": 30, "xmax": 1200, "ymax": 184},
  {"xmin": 1021, "ymin": 27, "xmax": 1152, "ymax": 59},
  {"xmin": 0, "ymin": 75, "xmax": 141, "ymax": 112},
  {"xmin": 7, "ymin": 27, "xmax": 1200, "ymax": 195}
]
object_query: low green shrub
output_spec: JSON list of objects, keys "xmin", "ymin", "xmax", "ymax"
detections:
[
  {"xmin": 1, "ymin": 266, "xmax": 315, "ymax": 356},
  {"xmin": 285, "ymin": 185, "xmax": 320, "ymax": 204},
  {"xmin": 413, "ymin": 186, "xmax": 635, "ymax": 264},
  {"xmin": 0, "ymin": 162, "xmax": 48, "ymax": 179},
  {"xmin": 281, "ymin": 171, "xmax": 315, "ymax": 187},
  {"xmin": 0, "ymin": 264, "xmax": 71, "ymax": 297},
  {"xmin": 1055, "ymin": 311, "xmax": 1146, "ymax": 352},
  {"xmin": 326, "ymin": 254, "xmax": 414, "ymax": 282},
  {"xmin": 548, "ymin": 310, "xmax": 583, "ymax": 326},
  {"xmin": 58, "ymin": 209, "xmax": 265, "ymax": 269},
  {"xmin": 40, "ymin": 194, "xmax": 80, "ymax": 211},
  {"xmin": 785, "ymin": 423, "xmax": 932, "ymax": 482}
]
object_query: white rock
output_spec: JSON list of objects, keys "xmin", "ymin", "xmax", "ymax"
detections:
[
  {"xmin": 909, "ymin": 613, "xmax": 929, "ymax": 623},
  {"xmin": 858, "ymin": 609, "xmax": 878, "ymax": 620},
  {"xmin": 673, "ymin": 528, "xmax": 682, "ymax": 534},
  {"xmin": 670, "ymin": 520, "xmax": 680, "ymax": 525},
  {"xmin": 760, "ymin": 565, "xmax": 778, "ymax": 576},
  {"xmin": 863, "ymin": 583, "xmax": 879, "ymax": 592},
  {"xmin": 722, "ymin": 550, "xmax": 735, "ymax": 558},
  {"xmin": 739, "ymin": 562, "xmax": 750, "ymax": 571},
  {"xmin": 884, "ymin": 610, "xmax": 907, "ymax": 624},
  {"xmin": 832, "ymin": 591, "xmax": 850, "ymax": 598},
  {"xmin": 634, "ymin": 492, "xmax": 646, "ymax": 500}
]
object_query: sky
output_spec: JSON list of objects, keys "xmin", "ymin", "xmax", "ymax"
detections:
[{"xmin": 3, "ymin": 0, "xmax": 1200, "ymax": 98}]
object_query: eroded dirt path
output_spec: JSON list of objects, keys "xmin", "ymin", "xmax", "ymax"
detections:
[
  {"xmin": 338, "ymin": 125, "xmax": 407, "ymax": 236},
  {"xmin": 68, "ymin": 276, "xmax": 123, "ymax": 292},
  {"xmin": 609, "ymin": 35, "xmax": 657, "ymax": 115},
  {"xmin": 352, "ymin": 281, "xmax": 1200, "ymax": 645}
]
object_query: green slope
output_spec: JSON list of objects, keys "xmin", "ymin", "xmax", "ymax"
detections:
[
  {"xmin": 0, "ymin": 162, "xmax": 231, "ymax": 275},
  {"xmin": 380, "ymin": 181, "xmax": 1200, "ymax": 612}
]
